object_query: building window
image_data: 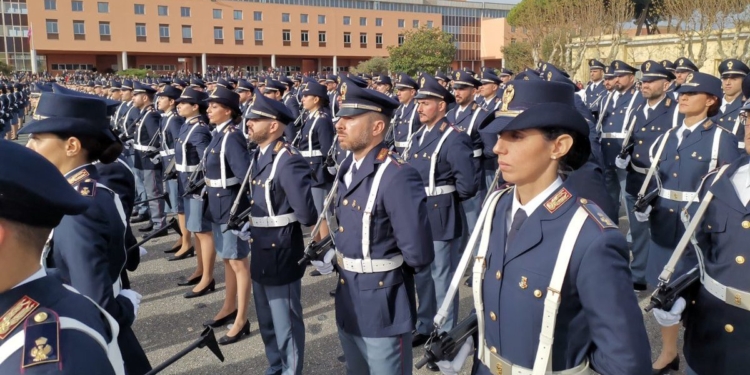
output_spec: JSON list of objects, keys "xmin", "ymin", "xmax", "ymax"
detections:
[
  {"xmin": 359, "ymin": 33, "xmax": 367, "ymax": 44},
  {"xmin": 4, "ymin": 3, "xmax": 27, "ymax": 14},
  {"xmin": 253, "ymin": 11, "xmax": 261, "ymax": 21},
  {"xmin": 135, "ymin": 23, "xmax": 146, "ymax": 37},
  {"xmin": 427, "ymin": 20, "xmax": 433, "ymax": 28},
  {"xmin": 134, "ymin": 4, "xmax": 144, "ymax": 15},
  {"xmin": 375, "ymin": 18, "xmax": 382, "ymax": 27},
  {"xmin": 511, "ymin": 38, "xmax": 516, "ymax": 44},
  {"xmin": 73, "ymin": 21, "xmax": 85, "ymax": 35},
  {"xmin": 46, "ymin": 19, "xmax": 58, "ymax": 34},
  {"xmin": 97, "ymin": 2, "xmax": 108, "ymax": 13},
  {"xmin": 300, "ymin": 14, "xmax": 308, "ymax": 24},
  {"xmin": 180, "ymin": 6, "xmax": 190, "ymax": 17},
  {"xmin": 214, "ymin": 27, "xmax": 223, "ymax": 39},
  {"xmin": 44, "ymin": 0, "xmax": 56, "ymax": 10},
  {"xmin": 158, "ymin": 5, "xmax": 168, "ymax": 16},
  {"xmin": 343, "ymin": 32, "xmax": 351, "ymax": 44},
  {"xmin": 376, "ymin": 33, "xmax": 382, "ymax": 46},
  {"xmin": 398, "ymin": 34, "xmax": 405, "ymax": 45},
  {"xmin": 159, "ymin": 24, "xmax": 169, "ymax": 38},
  {"xmin": 235, "ymin": 28, "xmax": 244, "ymax": 40},
  {"xmin": 71, "ymin": 1, "xmax": 83, "ymax": 11},
  {"xmin": 318, "ymin": 15, "xmax": 325, "ymax": 24},
  {"xmin": 182, "ymin": 25, "xmax": 192, "ymax": 38},
  {"xmin": 213, "ymin": 9, "xmax": 222, "ymax": 19},
  {"xmin": 99, "ymin": 22, "xmax": 110, "ymax": 35},
  {"xmin": 413, "ymin": 20, "xmax": 419, "ymax": 28},
  {"xmin": 235, "ymin": 10, "xmax": 243, "ymax": 20},
  {"xmin": 360, "ymin": 17, "xmax": 367, "ymax": 26},
  {"xmin": 301, "ymin": 31, "xmax": 309, "ymax": 43},
  {"xmin": 343, "ymin": 16, "xmax": 350, "ymax": 26},
  {"xmin": 511, "ymin": 26, "xmax": 516, "ymax": 32},
  {"xmin": 282, "ymin": 13, "xmax": 290, "ymax": 22},
  {"xmin": 282, "ymin": 29, "xmax": 291, "ymax": 42},
  {"xmin": 254, "ymin": 28, "xmax": 263, "ymax": 41},
  {"xmin": 398, "ymin": 19, "xmax": 405, "ymax": 28},
  {"xmin": 318, "ymin": 31, "xmax": 326, "ymax": 42}
]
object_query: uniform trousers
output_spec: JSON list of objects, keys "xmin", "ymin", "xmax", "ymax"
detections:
[
  {"xmin": 139, "ymin": 167, "xmax": 166, "ymax": 229},
  {"xmin": 624, "ymin": 192, "xmax": 651, "ymax": 285},
  {"xmin": 253, "ymin": 279, "xmax": 305, "ymax": 375},
  {"xmin": 602, "ymin": 166, "xmax": 627, "ymax": 215},
  {"xmin": 129, "ymin": 153, "xmax": 149, "ymax": 216},
  {"xmin": 415, "ymin": 238, "xmax": 460, "ymax": 335},
  {"xmin": 338, "ymin": 329, "xmax": 413, "ymax": 375},
  {"xmin": 164, "ymin": 179, "xmax": 181, "ymax": 214}
]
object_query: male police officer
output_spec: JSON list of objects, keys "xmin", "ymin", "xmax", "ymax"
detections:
[
  {"xmin": 714, "ymin": 58, "xmax": 749, "ymax": 151},
  {"xmin": 582, "ymin": 59, "xmax": 607, "ymax": 118},
  {"xmin": 477, "ymin": 68, "xmax": 502, "ymax": 111},
  {"xmin": 392, "ymin": 73, "xmax": 420, "ymax": 155},
  {"xmin": 672, "ymin": 57, "xmax": 699, "ymax": 100}
]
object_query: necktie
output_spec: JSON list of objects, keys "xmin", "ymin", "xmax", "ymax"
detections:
[
  {"xmin": 681, "ymin": 129, "xmax": 691, "ymax": 146},
  {"xmin": 506, "ymin": 209, "xmax": 528, "ymax": 250},
  {"xmin": 647, "ymin": 108, "xmax": 654, "ymax": 120},
  {"xmin": 351, "ymin": 164, "xmax": 358, "ymax": 176}
]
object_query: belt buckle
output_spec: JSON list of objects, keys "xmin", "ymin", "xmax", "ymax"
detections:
[{"xmin": 670, "ymin": 191, "xmax": 681, "ymax": 201}]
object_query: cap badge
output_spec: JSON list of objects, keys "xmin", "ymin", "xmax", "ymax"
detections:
[
  {"xmin": 501, "ymin": 84, "xmax": 514, "ymax": 112},
  {"xmin": 728, "ymin": 61, "xmax": 734, "ymax": 70},
  {"xmin": 685, "ymin": 73, "xmax": 694, "ymax": 83},
  {"xmin": 455, "ymin": 72, "xmax": 461, "ymax": 80},
  {"xmin": 679, "ymin": 59, "xmax": 684, "ymax": 66},
  {"xmin": 615, "ymin": 62, "xmax": 620, "ymax": 69},
  {"xmin": 646, "ymin": 62, "xmax": 651, "ymax": 71},
  {"xmin": 339, "ymin": 83, "xmax": 348, "ymax": 101},
  {"xmin": 420, "ymin": 77, "xmax": 426, "ymax": 88},
  {"xmin": 546, "ymin": 71, "xmax": 552, "ymax": 81}
]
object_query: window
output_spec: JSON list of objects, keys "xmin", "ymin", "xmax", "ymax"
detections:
[
  {"xmin": 511, "ymin": 26, "xmax": 516, "ymax": 33},
  {"xmin": 73, "ymin": 21, "xmax": 85, "ymax": 34},
  {"xmin": 135, "ymin": 23, "xmax": 146, "ymax": 36},
  {"xmin": 318, "ymin": 31, "xmax": 326, "ymax": 42},
  {"xmin": 360, "ymin": 17, "xmax": 367, "ymax": 26},
  {"xmin": 300, "ymin": 14, "xmax": 308, "ymax": 24},
  {"xmin": 44, "ymin": 0, "xmax": 56, "ymax": 10},
  {"xmin": 427, "ymin": 20, "xmax": 433, "ymax": 28},
  {"xmin": 398, "ymin": 19, "xmax": 405, "ymax": 28},
  {"xmin": 99, "ymin": 22, "xmax": 110, "ymax": 35},
  {"xmin": 375, "ymin": 18, "xmax": 382, "ymax": 27},
  {"xmin": 214, "ymin": 27, "xmax": 223, "ymax": 39},
  {"xmin": 46, "ymin": 19, "xmax": 58, "ymax": 34},
  {"xmin": 301, "ymin": 31, "xmax": 309, "ymax": 42},
  {"xmin": 282, "ymin": 13, "xmax": 290, "ymax": 22},
  {"xmin": 235, "ymin": 28, "xmax": 244, "ymax": 40},
  {"xmin": 158, "ymin": 6, "xmax": 168, "ymax": 16},
  {"xmin": 282, "ymin": 30, "xmax": 291, "ymax": 42},
  {"xmin": 398, "ymin": 34, "xmax": 405, "ymax": 45},
  {"xmin": 134, "ymin": 4, "xmax": 144, "ymax": 15},
  {"xmin": 318, "ymin": 15, "xmax": 325, "ymax": 24},
  {"xmin": 413, "ymin": 20, "xmax": 419, "ymax": 28},
  {"xmin": 213, "ymin": 9, "xmax": 222, "ymax": 19},
  {"xmin": 359, "ymin": 33, "xmax": 367, "ymax": 44},
  {"xmin": 343, "ymin": 32, "xmax": 351, "ymax": 44},
  {"xmin": 343, "ymin": 16, "xmax": 350, "ymax": 26},
  {"xmin": 71, "ymin": 1, "xmax": 83, "ymax": 11},
  {"xmin": 97, "ymin": 2, "xmax": 108, "ymax": 13},
  {"xmin": 511, "ymin": 38, "xmax": 516, "ymax": 44},
  {"xmin": 253, "ymin": 11, "xmax": 261, "ymax": 21},
  {"xmin": 254, "ymin": 29, "xmax": 263, "ymax": 41},
  {"xmin": 180, "ymin": 6, "xmax": 190, "ymax": 17},
  {"xmin": 182, "ymin": 25, "xmax": 192, "ymax": 38},
  {"xmin": 159, "ymin": 24, "xmax": 169, "ymax": 38},
  {"xmin": 376, "ymin": 33, "xmax": 383, "ymax": 45},
  {"xmin": 235, "ymin": 10, "xmax": 243, "ymax": 20}
]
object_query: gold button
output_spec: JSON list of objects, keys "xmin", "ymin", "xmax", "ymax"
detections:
[
  {"xmin": 669, "ymin": 209, "xmax": 674, "ymax": 213},
  {"xmin": 708, "ymin": 225, "xmax": 712, "ymax": 229},
  {"xmin": 250, "ymin": 199, "xmax": 254, "ymax": 204},
  {"xmin": 607, "ymin": 142, "xmax": 611, "ymax": 146},
  {"xmin": 736, "ymin": 256, "xmax": 745, "ymax": 265},
  {"xmin": 310, "ymin": 161, "xmax": 313, "ymax": 165},
  {"xmin": 217, "ymin": 193, "xmax": 220, "ymax": 196},
  {"xmin": 378, "ymin": 281, "xmax": 384, "ymax": 287},
  {"xmin": 675, "ymin": 155, "xmax": 680, "ymax": 160},
  {"xmin": 340, "ymin": 278, "xmax": 345, "ymax": 285},
  {"xmin": 249, "ymin": 238, "xmax": 254, "ymax": 243},
  {"xmin": 490, "ymin": 311, "xmax": 497, "ymax": 321},
  {"xmin": 414, "ymin": 154, "xmax": 419, "ymax": 158},
  {"xmin": 271, "ymin": 243, "xmax": 276, "ymax": 247},
  {"xmin": 725, "ymin": 324, "xmax": 734, "ymax": 333},
  {"xmin": 742, "ymin": 221, "xmax": 750, "ymax": 229},
  {"xmin": 352, "ymin": 200, "xmax": 357, "ymax": 206},
  {"xmin": 343, "ymin": 199, "xmax": 348, "ymax": 206},
  {"xmin": 490, "ymin": 346, "xmax": 497, "ymax": 353},
  {"xmin": 534, "ymin": 290, "xmax": 543, "ymax": 298},
  {"xmin": 434, "ymin": 204, "xmax": 438, "ymax": 207},
  {"xmin": 495, "ymin": 271, "xmax": 502, "ymax": 280},
  {"xmin": 673, "ymin": 173, "xmax": 678, "ymax": 177},
  {"xmin": 635, "ymin": 154, "xmax": 640, "ymax": 158},
  {"xmin": 33, "ymin": 312, "xmax": 48, "ymax": 323},
  {"xmin": 579, "ymin": 198, "xmax": 588, "ymax": 204},
  {"xmin": 638, "ymin": 140, "xmax": 643, "ymax": 145},
  {"xmin": 339, "ymin": 226, "xmax": 344, "ymax": 232}
]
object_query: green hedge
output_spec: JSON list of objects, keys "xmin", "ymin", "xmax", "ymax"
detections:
[{"xmin": 116, "ymin": 68, "xmax": 152, "ymax": 78}]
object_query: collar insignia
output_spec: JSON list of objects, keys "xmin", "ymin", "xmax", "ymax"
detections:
[
  {"xmin": 543, "ymin": 188, "xmax": 572, "ymax": 213},
  {"xmin": 0, "ymin": 296, "xmax": 39, "ymax": 340}
]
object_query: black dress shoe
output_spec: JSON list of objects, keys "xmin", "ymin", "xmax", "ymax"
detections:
[
  {"xmin": 130, "ymin": 214, "xmax": 150, "ymax": 224},
  {"xmin": 168, "ymin": 247, "xmax": 195, "ymax": 261},
  {"xmin": 634, "ymin": 282, "xmax": 648, "ymax": 292},
  {"xmin": 164, "ymin": 244, "xmax": 182, "ymax": 254},
  {"xmin": 309, "ymin": 270, "xmax": 322, "ymax": 276},
  {"xmin": 412, "ymin": 331, "xmax": 430, "ymax": 348},
  {"xmin": 184, "ymin": 279, "xmax": 216, "ymax": 299},
  {"xmin": 652, "ymin": 356, "xmax": 679, "ymax": 375},
  {"xmin": 218, "ymin": 320, "xmax": 250, "ymax": 345},
  {"xmin": 203, "ymin": 309, "xmax": 239, "ymax": 328},
  {"xmin": 425, "ymin": 361, "xmax": 440, "ymax": 372},
  {"xmin": 177, "ymin": 276, "xmax": 201, "ymax": 286},
  {"xmin": 141, "ymin": 229, "xmax": 167, "ymax": 240},
  {"xmin": 138, "ymin": 225, "xmax": 154, "ymax": 233},
  {"xmin": 464, "ymin": 276, "xmax": 473, "ymax": 287},
  {"xmin": 328, "ymin": 289, "xmax": 336, "ymax": 297}
]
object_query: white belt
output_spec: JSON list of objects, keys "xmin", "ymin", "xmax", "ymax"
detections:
[
  {"xmin": 425, "ymin": 185, "xmax": 456, "ymax": 196},
  {"xmin": 481, "ymin": 346, "xmax": 593, "ymax": 375},
  {"xmin": 658, "ymin": 188, "xmax": 697, "ymax": 202},
  {"xmin": 205, "ymin": 177, "xmax": 240, "ymax": 187},
  {"xmin": 335, "ymin": 251, "xmax": 404, "ymax": 273},
  {"xmin": 133, "ymin": 144, "xmax": 158, "ymax": 152},
  {"xmin": 159, "ymin": 149, "xmax": 175, "ymax": 156},
  {"xmin": 300, "ymin": 150, "xmax": 323, "ymax": 157},
  {"xmin": 176, "ymin": 164, "xmax": 199, "ymax": 172},
  {"xmin": 600, "ymin": 132, "xmax": 626, "ymax": 139},
  {"xmin": 394, "ymin": 141, "xmax": 408, "ymax": 148},
  {"xmin": 703, "ymin": 273, "xmax": 750, "ymax": 312},
  {"xmin": 250, "ymin": 213, "xmax": 298, "ymax": 228},
  {"xmin": 630, "ymin": 162, "xmax": 648, "ymax": 174},
  {"xmin": 473, "ymin": 149, "xmax": 482, "ymax": 158},
  {"xmin": 740, "ymin": 142, "xmax": 746, "ymax": 148}
]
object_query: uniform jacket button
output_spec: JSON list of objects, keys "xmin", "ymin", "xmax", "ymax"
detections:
[
  {"xmin": 534, "ymin": 290, "xmax": 543, "ymax": 298},
  {"xmin": 495, "ymin": 271, "xmax": 502, "ymax": 280},
  {"xmin": 339, "ymin": 226, "xmax": 344, "ymax": 232},
  {"xmin": 340, "ymin": 278, "xmax": 345, "ymax": 285},
  {"xmin": 489, "ymin": 311, "xmax": 496, "ymax": 321},
  {"xmin": 490, "ymin": 346, "xmax": 497, "ymax": 353},
  {"xmin": 742, "ymin": 220, "xmax": 750, "ymax": 229},
  {"xmin": 725, "ymin": 324, "xmax": 734, "ymax": 333},
  {"xmin": 736, "ymin": 256, "xmax": 745, "ymax": 265},
  {"xmin": 378, "ymin": 281, "xmax": 384, "ymax": 287}
]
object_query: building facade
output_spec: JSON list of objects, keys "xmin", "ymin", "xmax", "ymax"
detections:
[{"xmin": 22, "ymin": 0, "xmax": 512, "ymax": 74}]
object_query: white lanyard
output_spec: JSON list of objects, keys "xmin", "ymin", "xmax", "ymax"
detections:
[{"xmin": 361, "ymin": 158, "xmax": 392, "ymax": 260}]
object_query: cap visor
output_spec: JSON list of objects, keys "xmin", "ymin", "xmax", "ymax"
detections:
[
  {"xmin": 478, "ymin": 116, "xmax": 513, "ymax": 135},
  {"xmin": 336, "ymin": 108, "xmax": 370, "ymax": 118}
]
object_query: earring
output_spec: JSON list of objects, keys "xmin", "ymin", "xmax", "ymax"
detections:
[{"xmin": 551, "ymin": 156, "xmax": 557, "ymax": 160}]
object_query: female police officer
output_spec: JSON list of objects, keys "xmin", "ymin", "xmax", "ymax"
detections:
[{"xmin": 437, "ymin": 80, "xmax": 650, "ymax": 375}]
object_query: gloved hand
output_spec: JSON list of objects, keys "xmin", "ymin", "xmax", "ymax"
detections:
[
  {"xmin": 653, "ymin": 297, "xmax": 686, "ymax": 327},
  {"xmin": 311, "ymin": 249, "xmax": 335, "ymax": 275},
  {"xmin": 231, "ymin": 222, "xmax": 251, "ymax": 242},
  {"xmin": 119, "ymin": 289, "xmax": 143, "ymax": 318},
  {"xmin": 436, "ymin": 336, "xmax": 474, "ymax": 375},
  {"xmin": 634, "ymin": 205, "xmax": 652, "ymax": 222},
  {"xmin": 149, "ymin": 156, "xmax": 161, "ymax": 164},
  {"xmin": 139, "ymin": 246, "xmax": 148, "ymax": 257},
  {"xmin": 327, "ymin": 166, "xmax": 338, "ymax": 176},
  {"xmin": 615, "ymin": 154, "xmax": 631, "ymax": 169}
]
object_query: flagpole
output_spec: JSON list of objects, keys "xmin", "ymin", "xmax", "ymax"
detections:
[{"xmin": 29, "ymin": 21, "xmax": 37, "ymax": 74}]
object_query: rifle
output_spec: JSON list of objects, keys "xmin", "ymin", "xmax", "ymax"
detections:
[
  {"xmin": 644, "ymin": 266, "xmax": 700, "ymax": 312},
  {"xmin": 293, "ymin": 109, "xmax": 307, "ymax": 128},
  {"xmin": 415, "ymin": 313, "xmax": 477, "ymax": 369},
  {"xmin": 633, "ymin": 187, "xmax": 659, "ymax": 213},
  {"xmin": 618, "ymin": 116, "xmax": 637, "ymax": 160},
  {"xmin": 482, "ymin": 168, "xmax": 502, "ymax": 207},
  {"xmin": 134, "ymin": 192, "xmax": 172, "ymax": 209},
  {"xmin": 298, "ymin": 174, "xmax": 340, "ymax": 265},
  {"xmin": 181, "ymin": 160, "xmax": 205, "ymax": 197},
  {"xmin": 223, "ymin": 157, "xmax": 255, "ymax": 232},
  {"xmin": 384, "ymin": 115, "xmax": 397, "ymax": 150},
  {"xmin": 126, "ymin": 217, "xmax": 182, "ymax": 253},
  {"xmin": 162, "ymin": 158, "xmax": 178, "ymax": 181},
  {"xmin": 144, "ymin": 327, "xmax": 224, "ymax": 375}
]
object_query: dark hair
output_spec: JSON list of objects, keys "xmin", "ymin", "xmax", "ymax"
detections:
[
  {"xmin": 540, "ymin": 127, "xmax": 590, "ymax": 172},
  {"xmin": 707, "ymin": 95, "xmax": 721, "ymax": 118},
  {"xmin": 313, "ymin": 95, "xmax": 330, "ymax": 109},
  {"xmin": 55, "ymin": 132, "xmax": 123, "ymax": 164}
]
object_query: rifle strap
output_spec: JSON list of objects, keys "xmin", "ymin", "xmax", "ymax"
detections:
[{"xmin": 639, "ymin": 127, "xmax": 676, "ymax": 197}]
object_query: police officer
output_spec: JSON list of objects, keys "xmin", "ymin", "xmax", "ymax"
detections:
[
  {"xmin": 203, "ymin": 86, "xmax": 252, "ymax": 345},
  {"xmin": 582, "ymin": 59, "xmax": 607, "ymax": 118},
  {"xmin": 190, "ymin": 77, "xmax": 206, "ymax": 92},
  {"xmin": 661, "ymin": 60, "xmax": 677, "ymax": 93},
  {"xmin": 714, "ymin": 58, "xmax": 749, "ymax": 151},
  {"xmin": 19, "ymin": 93, "xmax": 152, "ymax": 374},
  {"xmin": 672, "ymin": 57, "xmax": 699, "ymax": 100},
  {"xmin": 280, "ymin": 76, "xmax": 301, "ymax": 120},
  {"xmin": 132, "ymin": 82, "xmax": 168, "ymax": 237},
  {"xmin": 312, "ymin": 77, "xmax": 434, "ymax": 375},
  {"xmin": 0, "ymin": 140, "xmax": 124, "ymax": 375},
  {"xmin": 244, "ymin": 93, "xmax": 318, "ymax": 375},
  {"xmin": 405, "ymin": 74, "xmax": 477, "ymax": 352},
  {"xmin": 374, "ymin": 74, "xmax": 397, "ymax": 100},
  {"xmin": 477, "ymin": 68, "xmax": 502, "ymax": 111},
  {"xmin": 326, "ymin": 74, "xmax": 340, "ymax": 117},
  {"xmin": 616, "ymin": 60, "xmax": 676, "ymax": 291},
  {"xmin": 392, "ymin": 73, "xmax": 420, "ymax": 154},
  {"xmin": 236, "ymin": 79, "xmax": 255, "ymax": 138},
  {"xmin": 437, "ymin": 79, "xmax": 651, "ymax": 375},
  {"xmin": 634, "ymin": 72, "xmax": 740, "ymax": 373}
]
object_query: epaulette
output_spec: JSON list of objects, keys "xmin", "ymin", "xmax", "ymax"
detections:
[
  {"xmin": 440, "ymin": 122, "xmax": 448, "ymax": 132},
  {"xmin": 543, "ymin": 188, "xmax": 572, "ymax": 214},
  {"xmin": 225, "ymin": 125, "xmax": 235, "ymax": 133},
  {"xmin": 472, "ymin": 103, "xmax": 478, "ymax": 111},
  {"xmin": 22, "ymin": 308, "xmax": 60, "ymax": 368},
  {"xmin": 66, "ymin": 169, "xmax": 89, "ymax": 186},
  {"xmin": 376, "ymin": 147, "xmax": 389, "ymax": 162},
  {"xmin": 578, "ymin": 198, "xmax": 617, "ymax": 230},
  {"xmin": 388, "ymin": 151, "xmax": 407, "ymax": 165},
  {"xmin": 0, "ymin": 296, "xmax": 40, "ymax": 340},
  {"xmin": 703, "ymin": 120, "xmax": 713, "ymax": 130},
  {"xmin": 630, "ymin": 87, "xmax": 636, "ymax": 95},
  {"xmin": 77, "ymin": 178, "xmax": 97, "ymax": 197},
  {"xmin": 665, "ymin": 98, "xmax": 672, "ymax": 107},
  {"xmin": 273, "ymin": 140, "xmax": 284, "ymax": 153}
]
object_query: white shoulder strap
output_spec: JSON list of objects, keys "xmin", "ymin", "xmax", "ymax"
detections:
[
  {"xmin": 639, "ymin": 128, "xmax": 675, "ymax": 197},
  {"xmin": 265, "ymin": 148, "xmax": 289, "ymax": 217},
  {"xmin": 220, "ymin": 130, "xmax": 231, "ymax": 188},
  {"xmin": 428, "ymin": 127, "xmax": 455, "ymax": 194},
  {"xmin": 709, "ymin": 126, "xmax": 722, "ymax": 171},
  {"xmin": 467, "ymin": 107, "xmax": 482, "ymax": 135},
  {"xmin": 307, "ymin": 114, "xmax": 320, "ymax": 153},
  {"xmin": 361, "ymin": 157, "xmax": 392, "ymax": 260}
]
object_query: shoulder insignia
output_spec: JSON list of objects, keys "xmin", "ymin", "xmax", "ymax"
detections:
[
  {"xmin": 579, "ymin": 198, "xmax": 617, "ymax": 230},
  {"xmin": 0, "ymin": 296, "xmax": 40, "ymax": 340},
  {"xmin": 376, "ymin": 148, "xmax": 389, "ymax": 161},
  {"xmin": 440, "ymin": 122, "xmax": 448, "ymax": 132},
  {"xmin": 388, "ymin": 151, "xmax": 407, "ymax": 165},
  {"xmin": 225, "ymin": 126, "xmax": 235, "ymax": 133},
  {"xmin": 703, "ymin": 120, "xmax": 713, "ymax": 130},
  {"xmin": 630, "ymin": 88, "xmax": 635, "ymax": 94},
  {"xmin": 273, "ymin": 141, "xmax": 284, "ymax": 153},
  {"xmin": 77, "ymin": 179, "xmax": 97, "ymax": 197},
  {"xmin": 543, "ymin": 188, "xmax": 572, "ymax": 213},
  {"xmin": 665, "ymin": 98, "xmax": 671, "ymax": 107},
  {"xmin": 472, "ymin": 103, "xmax": 478, "ymax": 111},
  {"xmin": 22, "ymin": 308, "xmax": 59, "ymax": 368},
  {"xmin": 66, "ymin": 169, "xmax": 89, "ymax": 186}
]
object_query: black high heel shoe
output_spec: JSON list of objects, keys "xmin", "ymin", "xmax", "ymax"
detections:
[
  {"xmin": 651, "ymin": 356, "xmax": 679, "ymax": 375},
  {"xmin": 164, "ymin": 244, "xmax": 182, "ymax": 254},
  {"xmin": 177, "ymin": 276, "xmax": 201, "ymax": 286},
  {"xmin": 168, "ymin": 247, "xmax": 195, "ymax": 261},
  {"xmin": 183, "ymin": 279, "xmax": 215, "ymax": 299},
  {"xmin": 203, "ymin": 310, "xmax": 238, "ymax": 328},
  {"xmin": 218, "ymin": 320, "xmax": 250, "ymax": 345}
]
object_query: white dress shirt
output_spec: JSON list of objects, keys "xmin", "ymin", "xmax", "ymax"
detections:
[
  {"xmin": 675, "ymin": 118, "xmax": 708, "ymax": 147},
  {"xmin": 506, "ymin": 177, "xmax": 563, "ymax": 236},
  {"xmin": 731, "ymin": 161, "xmax": 750, "ymax": 206},
  {"xmin": 643, "ymin": 97, "xmax": 665, "ymax": 119},
  {"xmin": 344, "ymin": 157, "xmax": 365, "ymax": 188}
]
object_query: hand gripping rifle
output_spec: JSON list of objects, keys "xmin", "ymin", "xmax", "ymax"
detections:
[
  {"xmin": 298, "ymin": 178, "xmax": 340, "ymax": 265},
  {"xmin": 182, "ymin": 159, "xmax": 206, "ymax": 197},
  {"xmin": 144, "ymin": 327, "xmax": 224, "ymax": 375},
  {"xmin": 415, "ymin": 313, "xmax": 477, "ymax": 369},
  {"xmin": 162, "ymin": 158, "xmax": 178, "ymax": 181},
  {"xmin": 618, "ymin": 116, "xmax": 637, "ymax": 160},
  {"xmin": 224, "ymin": 157, "xmax": 255, "ymax": 232},
  {"xmin": 645, "ymin": 266, "xmax": 700, "ymax": 312}
]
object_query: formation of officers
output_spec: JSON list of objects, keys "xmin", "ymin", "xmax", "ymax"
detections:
[{"xmin": 0, "ymin": 54, "xmax": 747, "ymax": 375}]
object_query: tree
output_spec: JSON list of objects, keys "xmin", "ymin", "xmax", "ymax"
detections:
[
  {"xmin": 713, "ymin": 1, "xmax": 750, "ymax": 61},
  {"xmin": 0, "ymin": 61, "xmax": 13, "ymax": 76},
  {"xmin": 501, "ymin": 41, "xmax": 535, "ymax": 73},
  {"xmin": 350, "ymin": 57, "xmax": 390, "ymax": 75},
  {"xmin": 116, "ymin": 68, "xmax": 151, "ymax": 78},
  {"xmin": 387, "ymin": 27, "xmax": 455, "ymax": 76}
]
